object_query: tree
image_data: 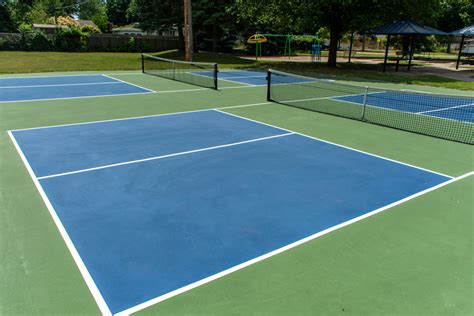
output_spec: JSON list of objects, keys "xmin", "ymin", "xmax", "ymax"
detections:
[
  {"xmin": 136, "ymin": 0, "xmax": 184, "ymax": 51},
  {"xmin": 0, "ymin": 3, "xmax": 16, "ymax": 32},
  {"xmin": 78, "ymin": 0, "xmax": 109, "ymax": 31},
  {"xmin": 107, "ymin": 0, "xmax": 132, "ymax": 26}
]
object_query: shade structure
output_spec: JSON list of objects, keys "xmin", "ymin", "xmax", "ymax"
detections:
[
  {"xmin": 364, "ymin": 20, "xmax": 447, "ymax": 72},
  {"xmin": 450, "ymin": 25, "xmax": 474, "ymax": 69}
]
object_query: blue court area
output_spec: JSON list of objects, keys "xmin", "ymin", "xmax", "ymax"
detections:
[
  {"xmin": 334, "ymin": 91, "xmax": 474, "ymax": 123},
  {"xmin": 199, "ymin": 70, "xmax": 314, "ymax": 86},
  {"xmin": 11, "ymin": 110, "xmax": 449, "ymax": 314},
  {"xmin": 0, "ymin": 74, "xmax": 153, "ymax": 102}
]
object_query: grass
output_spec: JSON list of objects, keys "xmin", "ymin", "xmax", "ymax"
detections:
[{"xmin": 0, "ymin": 50, "xmax": 472, "ymax": 91}]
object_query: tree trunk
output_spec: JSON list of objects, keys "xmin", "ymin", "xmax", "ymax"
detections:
[
  {"xmin": 327, "ymin": 21, "xmax": 341, "ymax": 67},
  {"xmin": 212, "ymin": 24, "xmax": 217, "ymax": 53},
  {"xmin": 446, "ymin": 40, "xmax": 451, "ymax": 53},
  {"xmin": 176, "ymin": 0, "xmax": 185, "ymax": 53},
  {"xmin": 362, "ymin": 34, "xmax": 366, "ymax": 51}
]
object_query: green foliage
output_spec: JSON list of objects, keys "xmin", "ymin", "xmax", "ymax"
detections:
[
  {"xmin": 78, "ymin": 0, "xmax": 109, "ymax": 32},
  {"xmin": 18, "ymin": 23, "xmax": 52, "ymax": 51},
  {"xmin": 107, "ymin": 0, "xmax": 132, "ymax": 26},
  {"xmin": 0, "ymin": 4, "xmax": 16, "ymax": 32},
  {"xmin": 54, "ymin": 26, "xmax": 88, "ymax": 52},
  {"xmin": 81, "ymin": 24, "xmax": 101, "ymax": 34}
]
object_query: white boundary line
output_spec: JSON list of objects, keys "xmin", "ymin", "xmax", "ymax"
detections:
[
  {"xmin": 117, "ymin": 171, "xmax": 473, "ymax": 315},
  {"xmin": 417, "ymin": 103, "xmax": 474, "ymax": 114},
  {"xmin": 101, "ymin": 74, "xmax": 156, "ymax": 93},
  {"xmin": 0, "ymin": 81, "xmax": 123, "ymax": 89},
  {"xmin": 0, "ymin": 91, "xmax": 155, "ymax": 104},
  {"xmin": 0, "ymin": 73, "xmax": 111, "ymax": 80},
  {"xmin": 213, "ymin": 109, "xmax": 453, "ymax": 179},
  {"xmin": 7, "ymin": 131, "xmax": 112, "ymax": 316},
  {"xmin": 10, "ymin": 103, "xmax": 454, "ymax": 178},
  {"xmin": 36, "ymin": 133, "xmax": 294, "ymax": 179},
  {"xmin": 10, "ymin": 103, "xmax": 271, "ymax": 132},
  {"xmin": 218, "ymin": 77, "xmax": 258, "ymax": 86}
]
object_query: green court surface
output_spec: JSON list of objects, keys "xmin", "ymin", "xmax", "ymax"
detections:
[{"xmin": 1, "ymin": 71, "xmax": 472, "ymax": 315}]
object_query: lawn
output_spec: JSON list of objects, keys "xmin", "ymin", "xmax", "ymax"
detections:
[{"xmin": 0, "ymin": 50, "xmax": 472, "ymax": 91}]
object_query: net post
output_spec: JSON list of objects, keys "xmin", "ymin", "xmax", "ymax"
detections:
[
  {"xmin": 361, "ymin": 86, "xmax": 369, "ymax": 120},
  {"xmin": 266, "ymin": 70, "xmax": 272, "ymax": 101},
  {"xmin": 213, "ymin": 63, "xmax": 218, "ymax": 90},
  {"xmin": 141, "ymin": 54, "xmax": 145, "ymax": 73}
]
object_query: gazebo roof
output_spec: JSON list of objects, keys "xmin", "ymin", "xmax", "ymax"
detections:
[
  {"xmin": 364, "ymin": 19, "xmax": 447, "ymax": 36},
  {"xmin": 450, "ymin": 25, "xmax": 474, "ymax": 36}
]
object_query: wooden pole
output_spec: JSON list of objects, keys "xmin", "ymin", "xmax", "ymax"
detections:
[
  {"xmin": 183, "ymin": 0, "xmax": 193, "ymax": 61},
  {"xmin": 456, "ymin": 35, "xmax": 465, "ymax": 69},
  {"xmin": 383, "ymin": 35, "xmax": 390, "ymax": 73}
]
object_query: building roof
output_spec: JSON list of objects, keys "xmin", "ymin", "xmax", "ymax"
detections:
[
  {"xmin": 32, "ymin": 23, "xmax": 67, "ymax": 29},
  {"xmin": 76, "ymin": 20, "xmax": 98, "ymax": 28},
  {"xmin": 450, "ymin": 25, "xmax": 474, "ymax": 36},
  {"xmin": 364, "ymin": 19, "xmax": 447, "ymax": 36}
]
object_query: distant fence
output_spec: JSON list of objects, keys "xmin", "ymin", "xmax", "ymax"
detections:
[
  {"xmin": 87, "ymin": 34, "xmax": 180, "ymax": 52},
  {"xmin": 0, "ymin": 32, "xmax": 180, "ymax": 52}
]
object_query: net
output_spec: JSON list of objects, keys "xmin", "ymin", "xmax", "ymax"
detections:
[
  {"xmin": 267, "ymin": 69, "xmax": 474, "ymax": 144},
  {"xmin": 142, "ymin": 54, "xmax": 218, "ymax": 89}
]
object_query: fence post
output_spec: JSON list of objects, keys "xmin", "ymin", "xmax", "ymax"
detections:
[{"xmin": 361, "ymin": 86, "xmax": 369, "ymax": 120}]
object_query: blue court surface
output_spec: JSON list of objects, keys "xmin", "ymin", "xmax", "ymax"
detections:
[
  {"xmin": 334, "ymin": 91, "xmax": 474, "ymax": 123},
  {"xmin": 0, "ymin": 74, "xmax": 153, "ymax": 102},
  {"xmin": 10, "ymin": 110, "xmax": 450, "ymax": 314}
]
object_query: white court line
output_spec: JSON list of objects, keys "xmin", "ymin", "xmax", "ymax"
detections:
[
  {"xmin": 0, "ymin": 81, "xmax": 122, "ymax": 89},
  {"xmin": 221, "ymin": 75, "xmax": 266, "ymax": 79},
  {"xmin": 117, "ymin": 171, "xmax": 473, "ymax": 315},
  {"xmin": 10, "ymin": 103, "xmax": 270, "ymax": 132},
  {"xmin": 101, "ymin": 74, "xmax": 156, "ymax": 93},
  {"xmin": 0, "ymin": 91, "xmax": 155, "ymax": 104},
  {"xmin": 213, "ymin": 109, "xmax": 453, "ymax": 179},
  {"xmin": 416, "ymin": 103, "xmax": 474, "ymax": 114},
  {"xmin": 11, "ymin": 102, "xmax": 454, "ymax": 178},
  {"xmin": 36, "ymin": 133, "xmax": 294, "ymax": 179},
  {"xmin": 0, "ymin": 73, "xmax": 110, "ymax": 80},
  {"xmin": 218, "ymin": 77, "xmax": 258, "ymax": 86},
  {"xmin": 7, "ymin": 131, "xmax": 112, "ymax": 316}
]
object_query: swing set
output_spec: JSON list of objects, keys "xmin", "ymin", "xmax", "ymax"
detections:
[{"xmin": 247, "ymin": 33, "xmax": 322, "ymax": 61}]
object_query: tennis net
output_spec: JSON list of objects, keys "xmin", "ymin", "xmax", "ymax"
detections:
[
  {"xmin": 267, "ymin": 69, "xmax": 474, "ymax": 144},
  {"xmin": 142, "ymin": 54, "xmax": 218, "ymax": 89}
]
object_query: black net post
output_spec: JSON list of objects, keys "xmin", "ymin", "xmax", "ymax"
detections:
[
  {"xmin": 266, "ymin": 70, "xmax": 272, "ymax": 101},
  {"xmin": 214, "ymin": 64, "xmax": 218, "ymax": 90},
  {"xmin": 141, "ymin": 54, "xmax": 145, "ymax": 73}
]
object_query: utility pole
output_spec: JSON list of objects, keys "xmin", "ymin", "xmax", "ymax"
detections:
[{"xmin": 183, "ymin": 0, "xmax": 193, "ymax": 61}]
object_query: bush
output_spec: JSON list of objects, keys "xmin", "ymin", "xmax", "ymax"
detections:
[
  {"xmin": 18, "ymin": 23, "xmax": 52, "ymax": 51},
  {"xmin": 54, "ymin": 27, "xmax": 88, "ymax": 52}
]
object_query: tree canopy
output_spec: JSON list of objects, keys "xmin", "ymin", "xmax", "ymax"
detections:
[{"xmin": 2, "ymin": 0, "xmax": 472, "ymax": 64}]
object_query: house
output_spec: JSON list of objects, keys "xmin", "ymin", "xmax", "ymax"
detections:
[
  {"xmin": 32, "ymin": 23, "xmax": 67, "ymax": 34},
  {"xmin": 112, "ymin": 26, "xmax": 145, "ymax": 36},
  {"xmin": 77, "ymin": 20, "xmax": 98, "ymax": 29}
]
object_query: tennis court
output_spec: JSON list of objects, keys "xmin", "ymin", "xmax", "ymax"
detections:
[{"xmin": 2, "ymin": 60, "xmax": 473, "ymax": 315}]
